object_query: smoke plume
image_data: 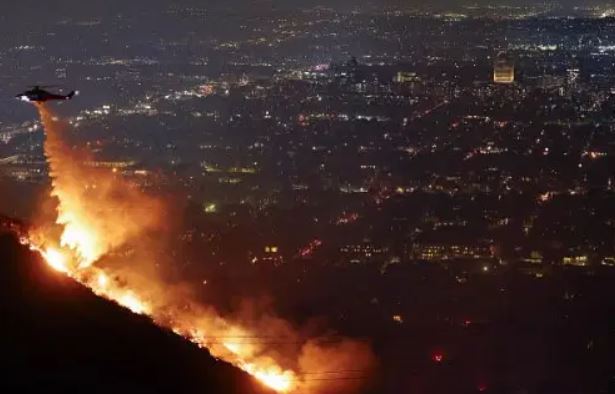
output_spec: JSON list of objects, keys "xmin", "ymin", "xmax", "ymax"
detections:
[{"xmin": 30, "ymin": 103, "xmax": 376, "ymax": 393}]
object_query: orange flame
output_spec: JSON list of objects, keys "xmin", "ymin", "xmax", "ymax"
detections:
[
  {"xmin": 41, "ymin": 247, "xmax": 70, "ymax": 274},
  {"xmin": 29, "ymin": 103, "xmax": 374, "ymax": 393}
]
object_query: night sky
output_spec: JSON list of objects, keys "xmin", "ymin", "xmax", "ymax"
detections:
[{"xmin": 0, "ymin": 0, "xmax": 606, "ymax": 15}]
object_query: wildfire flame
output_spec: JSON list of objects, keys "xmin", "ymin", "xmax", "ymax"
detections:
[
  {"xmin": 41, "ymin": 247, "xmax": 69, "ymax": 274},
  {"xmin": 27, "ymin": 103, "xmax": 374, "ymax": 394}
]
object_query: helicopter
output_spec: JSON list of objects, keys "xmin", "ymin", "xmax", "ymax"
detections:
[{"xmin": 16, "ymin": 85, "xmax": 77, "ymax": 103}]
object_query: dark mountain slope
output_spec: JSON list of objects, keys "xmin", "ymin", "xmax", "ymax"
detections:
[{"xmin": 0, "ymin": 232, "xmax": 271, "ymax": 394}]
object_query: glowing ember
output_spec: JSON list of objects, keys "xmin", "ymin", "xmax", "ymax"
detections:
[
  {"xmin": 59, "ymin": 223, "xmax": 102, "ymax": 268},
  {"xmin": 224, "ymin": 341, "xmax": 242, "ymax": 354},
  {"xmin": 244, "ymin": 363, "xmax": 295, "ymax": 392},
  {"xmin": 42, "ymin": 247, "xmax": 69, "ymax": 273},
  {"xmin": 97, "ymin": 273, "xmax": 108, "ymax": 288},
  {"xmin": 117, "ymin": 292, "xmax": 148, "ymax": 315}
]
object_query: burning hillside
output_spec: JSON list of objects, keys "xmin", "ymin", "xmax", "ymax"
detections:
[
  {"xmin": 0, "ymin": 233, "xmax": 270, "ymax": 394},
  {"xmin": 24, "ymin": 103, "xmax": 375, "ymax": 394}
]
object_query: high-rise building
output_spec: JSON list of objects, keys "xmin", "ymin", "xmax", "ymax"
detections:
[
  {"xmin": 493, "ymin": 52, "xmax": 514, "ymax": 84},
  {"xmin": 394, "ymin": 71, "xmax": 419, "ymax": 83}
]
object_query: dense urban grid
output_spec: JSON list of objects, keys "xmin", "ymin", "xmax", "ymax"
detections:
[{"xmin": 1, "ymin": 2, "xmax": 614, "ymax": 393}]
